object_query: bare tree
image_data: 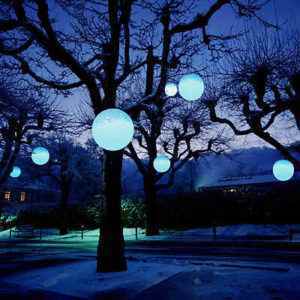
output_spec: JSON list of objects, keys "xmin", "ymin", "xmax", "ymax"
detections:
[
  {"xmin": 30, "ymin": 135, "xmax": 101, "ymax": 235},
  {"xmin": 0, "ymin": 0, "xmax": 270, "ymax": 272},
  {"xmin": 125, "ymin": 99, "xmax": 227, "ymax": 235},
  {"xmin": 205, "ymin": 30, "xmax": 300, "ymax": 169},
  {"xmin": 0, "ymin": 80, "xmax": 65, "ymax": 185}
]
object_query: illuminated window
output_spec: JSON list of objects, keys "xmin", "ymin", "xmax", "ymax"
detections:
[
  {"xmin": 20, "ymin": 192, "xmax": 26, "ymax": 202},
  {"xmin": 4, "ymin": 191, "xmax": 11, "ymax": 201}
]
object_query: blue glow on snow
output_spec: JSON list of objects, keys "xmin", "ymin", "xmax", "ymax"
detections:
[
  {"xmin": 178, "ymin": 74, "xmax": 204, "ymax": 101},
  {"xmin": 272, "ymin": 160, "xmax": 294, "ymax": 182},
  {"xmin": 10, "ymin": 166, "xmax": 21, "ymax": 178},
  {"xmin": 92, "ymin": 108, "xmax": 134, "ymax": 151},
  {"xmin": 153, "ymin": 154, "xmax": 171, "ymax": 173},
  {"xmin": 165, "ymin": 82, "xmax": 178, "ymax": 97},
  {"xmin": 32, "ymin": 147, "xmax": 50, "ymax": 165}
]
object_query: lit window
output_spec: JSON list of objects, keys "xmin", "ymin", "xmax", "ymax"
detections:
[
  {"xmin": 4, "ymin": 191, "xmax": 11, "ymax": 201},
  {"xmin": 20, "ymin": 192, "xmax": 26, "ymax": 202}
]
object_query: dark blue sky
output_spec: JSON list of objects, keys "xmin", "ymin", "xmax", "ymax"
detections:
[
  {"xmin": 60, "ymin": 0, "xmax": 300, "ymax": 111},
  {"xmin": 50, "ymin": 0, "xmax": 300, "ymax": 148}
]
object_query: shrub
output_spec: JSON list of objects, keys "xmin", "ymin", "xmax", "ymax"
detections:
[{"xmin": 121, "ymin": 198, "xmax": 146, "ymax": 228}]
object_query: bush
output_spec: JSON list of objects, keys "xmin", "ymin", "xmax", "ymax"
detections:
[
  {"xmin": 0, "ymin": 214, "xmax": 17, "ymax": 228},
  {"xmin": 85, "ymin": 196, "xmax": 146, "ymax": 228},
  {"xmin": 14, "ymin": 196, "xmax": 146, "ymax": 230},
  {"xmin": 121, "ymin": 198, "xmax": 146, "ymax": 228}
]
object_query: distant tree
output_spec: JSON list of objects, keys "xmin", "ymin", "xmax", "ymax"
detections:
[
  {"xmin": 30, "ymin": 135, "xmax": 101, "ymax": 235},
  {"xmin": 0, "ymin": 80, "xmax": 64, "ymax": 186},
  {"xmin": 205, "ymin": 31, "xmax": 300, "ymax": 168},
  {"xmin": 0, "ymin": 0, "xmax": 271, "ymax": 272},
  {"xmin": 125, "ymin": 100, "xmax": 227, "ymax": 235}
]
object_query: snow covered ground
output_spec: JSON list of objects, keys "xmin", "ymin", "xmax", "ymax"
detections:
[
  {"xmin": 2, "ymin": 256, "xmax": 300, "ymax": 299},
  {"xmin": 1, "ymin": 224, "xmax": 300, "ymax": 242},
  {"xmin": 179, "ymin": 224, "xmax": 300, "ymax": 238},
  {"xmin": 0, "ymin": 227, "xmax": 145, "ymax": 242},
  {"xmin": 2, "ymin": 259, "xmax": 189, "ymax": 299},
  {"xmin": 2, "ymin": 225, "xmax": 300, "ymax": 298},
  {"xmin": 141, "ymin": 224, "xmax": 300, "ymax": 241}
]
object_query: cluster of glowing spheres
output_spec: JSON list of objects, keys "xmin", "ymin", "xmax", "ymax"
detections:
[
  {"xmin": 153, "ymin": 154, "xmax": 171, "ymax": 173},
  {"xmin": 178, "ymin": 73, "xmax": 205, "ymax": 101},
  {"xmin": 10, "ymin": 166, "xmax": 21, "ymax": 178},
  {"xmin": 32, "ymin": 147, "xmax": 50, "ymax": 166},
  {"xmin": 165, "ymin": 82, "xmax": 178, "ymax": 97},
  {"xmin": 272, "ymin": 160, "xmax": 294, "ymax": 182},
  {"xmin": 92, "ymin": 108, "xmax": 134, "ymax": 151}
]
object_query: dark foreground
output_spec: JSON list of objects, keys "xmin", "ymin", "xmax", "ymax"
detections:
[{"xmin": 1, "ymin": 239, "xmax": 300, "ymax": 299}]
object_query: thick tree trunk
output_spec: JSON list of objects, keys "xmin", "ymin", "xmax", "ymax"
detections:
[
  {"xmin": 97, "ymin": 150, "xmax": 127, "ymax": 272},
  {"xmin": 144, "ymin": 177, "xmax": 159, "ymax": 236},
  {"xmin": 59, "ymin": 180, "xmax": 70, "ymax": 236}
]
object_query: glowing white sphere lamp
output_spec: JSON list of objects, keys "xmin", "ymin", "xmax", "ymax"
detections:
[
  {"xmin": 10, "ymin": 166, "xmax": 21, "ymax": 178},
  {"xmin": 273, "ymin": 160, "xmax": 294, "ymax": 182},
  {"xmin": 153, "ymin": 154, "xmax": 171, "ymax": 173},
  {"xmin": 92, "ymin": 108, "xmax": 134, "ymax": 151},
  {"xmin": 165, "ymin": 82, "xmax": 178, "ymax": 97},
  {"xmin": 178, "ymin": 73, "xmax": 204, "ymax": 101},
  {"xmin": 32, "ymin": 147, "xmax": 50, "ymax": 166}
]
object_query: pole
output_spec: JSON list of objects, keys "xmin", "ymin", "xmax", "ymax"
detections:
[{"xmin": 81, "ymin": 225, "xmax": 84, "ymax": 240}]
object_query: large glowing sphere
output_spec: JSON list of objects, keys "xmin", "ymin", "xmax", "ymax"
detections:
[
  {"xmin": 165, "ymin": 82, "xmax": 178, "ymax": 97},
  {"xmin": 153, "ymin": 154, "xmax": 171, "ymax": 173},
  {"xmin": 92, "ymin": 108, "xmax": 134, "ymax": 151},
  {"xmin": 32, "ymin": 147, "xmax": 50, "ymax": 165},
  {"xmin": 178, "ymin": 73, "xmax": 204, "ymax": 101},
  {"xmin": 273, "ymin": 160, "xmax": 294, "ymax": 182},
  {"xmin": 10, "ymin": 166, "xmax": 21, "ymax": 178}
]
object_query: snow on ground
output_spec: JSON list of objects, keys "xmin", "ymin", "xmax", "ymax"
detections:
[
  {"xmin": 0, "ymin": 227, "xmax": 145, "ymax": 242},
  {"xmin": 131, "ymin": 263, "xmax": 300, "ymax": 300},
  {"xmin": 2, "ymin": 224, "xmax": 300, "ymax": 243},
  {"xmin": 0, "ymin": 228, "xmax": 11, "ymax": 240},
  {"xmin": 29, "ymin": 227, "xmax": 145, "ymax": 242},
  {"xmin": 2, "ymin": 259, "xmax": 188, "ymax": 299},
  {"xmin": 143, "ymin": 224, "xmax": 300, "ymax": 241},
  {"xmin": 2, "ymin": 256, "xmax": 300, "ymax": 299},
  {"xmin": 181, "ymin": 224, "xmax": 299, "ymax": 237}
]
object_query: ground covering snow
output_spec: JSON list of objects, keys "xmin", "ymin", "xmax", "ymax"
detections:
[
  {"xmin": 2, "ymin": 259, "xmax": 188, "ymax": 299},
  {"xmin": 2, "ymin": 224, "xmax": 300, "ymax": 242},
  {"xmin": 2, "ymin": 256, "xmax": 300, "ymax": 299}
]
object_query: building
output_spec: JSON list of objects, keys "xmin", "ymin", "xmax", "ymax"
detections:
[{"xmin": 0, "ymin": 183, "xmax": 60, "ymax": 215}]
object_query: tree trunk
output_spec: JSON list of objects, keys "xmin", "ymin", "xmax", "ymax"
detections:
[
  {"xmin": 59, "ymin": 180, "xmax": 70, "ymax": 236},
  {"xmin": 97, "ymin": 150, "xmax": 127, "ymax": 272},
  {"xmin": 144, "ymin": 177, "xmax": 159, "ymax": 236}
]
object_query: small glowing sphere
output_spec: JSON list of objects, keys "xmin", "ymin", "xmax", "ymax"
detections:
[
  {"xmin": 273, "ymin": 160, "xmax": 294, "ymax": 181},
  {"xmin": 32, "ymin": 147, "xmax": 50, "ymax": 165},
  {"xmin": 178, "ymin": 73, "xmax": 204, "ymax": 101},
  {"xmin": 153, "ymin": 154, "xmax": 171, "ymax": 173},
  {"xmin": 165, "ymin": 82, "xmax": 178, "ymax": 97},
  {"xmin": 92, "ymin": 108, "xmax": 134, "ymax": 151},
  {"xmin": 10, "ymin": 166, "xmax": 21, "ymax": 178}
]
